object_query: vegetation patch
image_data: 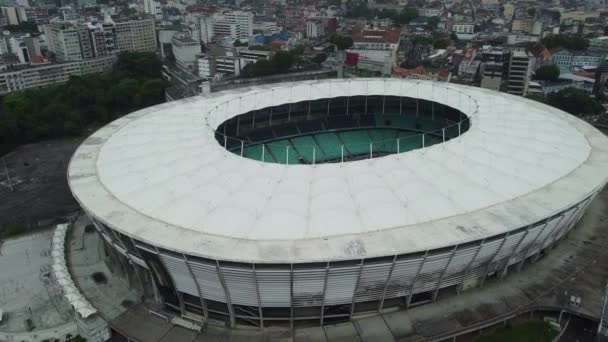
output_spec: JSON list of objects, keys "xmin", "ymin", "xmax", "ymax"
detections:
[{"xmin": 475, "ymin": 320, "xmax": 558, "ymax": 342}]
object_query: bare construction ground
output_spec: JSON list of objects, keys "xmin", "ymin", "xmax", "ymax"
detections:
[{"xmin": 0, "ymin": 139, "xmax": 82, "ymax": 230}]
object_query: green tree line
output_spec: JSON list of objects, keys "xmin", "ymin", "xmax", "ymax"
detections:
[
  {"xmin": 241, "ymin": 51, "xmax": 295, "ymax": 78},
  {"xmin": 345, "ymin": 4, "xmax": 418, "ymax": 24},
  {"xmin": 0, "ymin": 52, "xmax": 165, "ymax": 155},
  {"xmin": 527, "ymin": 87, "xmax": 604, "ymax": 117}
]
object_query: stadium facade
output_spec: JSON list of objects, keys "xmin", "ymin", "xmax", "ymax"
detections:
[{"xmin": 68, "ymin": 79, "xmax": 608, "ymax": 328}]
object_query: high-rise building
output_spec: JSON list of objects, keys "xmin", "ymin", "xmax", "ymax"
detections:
[
  {"xmin": 88, "ymin": 22, "xmax": 115, "ymax": 57},
  {"xmin": 143, "ymin": 0, "xmax": 161, "ymax": 18},
  {"xmin": 223, "ymin": 11, "xmax": 253, "ymax": 41},
  {"xmin": 197, "ymin": 15, "xmax": 214, "ymax": 45},
  {"xmin": 44, "ymin": 18, "xmax": 157, "ymax": 62},
  {"xmin": 213, "ymin": 20, "xmax": 237, "ymax": 40},
  {"xmin": 113, "ymin": 18, "xmax": 157, "ymax": 53},
  {"xmin": 44, "ymin": 23, "xmax": 89, "ymax": 61},
  {"xmin": 171, "ymin": 35, "xmax": 201, "ymax": 69},
  {"xmin": 507, "ymin": 49, "xmax": 532, "ymax": 96},
  {"xmin": 306, "ymin": 20, "xmax": 324, "ymax": 38}
]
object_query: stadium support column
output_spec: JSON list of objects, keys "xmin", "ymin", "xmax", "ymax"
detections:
[
  {"xmin": 480, "ymin": 233, "xmax": 510, "ymax": 287},
  {"xmin": 183, "ymin": 254, "xmax": 208, "ymax": 321},
  {"xmin": 216, "ymin": 260, "xmax": 236, "ymax": 327},
  {"xmin": 378, "ymin": 255, "xmax": 398, "ymax": 312},
  {"xmin": 406, "ymin": 250, "xmax": 428, "ymax": 308},
  {"xmin": 382, "ymin": 96, "xmax": 385, "ymax": 115},
  {"xmin": 349, "ymin": 259, "xmax": 365, "ymax": 318},
  {"xmin": 290, "ymin": 264, "xmax": 294, "ymax": 331},
  {"xmin": 500, "ymin": 227, "xmax": 530, "ymax": 278},
  {"xmin": 516, "ymin": 223, "xmax": 548, "ymax": 272},
  {"xmin": 540, "ymin": 214, "xmax": 567, "ymax": 254},
  {"xmin": 320, "ymin": 262, "xmax": 330, "ymax": 325},
  {"xmin": 458, "ymin": 238, "xmax": 485, "ymax": 294},
  {"xmin": 252, "ymin": 264, "xmax": 264, "ymax": 328},
  {"xmin": 432, "ymin": 245, "xmax": 458, "ymax": 301},
  {"xmin": 346, "ymin": 96, "xmax": 350, "ymax": 116}
]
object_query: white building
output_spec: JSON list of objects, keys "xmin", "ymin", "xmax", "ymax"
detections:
[
  {"xmin": 0, "ymin": 55, "xmax": 116, "ymax": 94},
  {"xmin": 418, "ymin": 8, "xmax": 442, "ymax": 17},
  {"xmin": 143, "ymin": 0, "xmax": 161, "ymax": 19},
  {"xmin": 44, "ymin": 22, "xmax": 91, "ymax": 61},
  {"xmin": 213, "ymin": 20, "xmax": 238, "ymax": 41},
  {"xmin": 306, "ymin": 20, "xmax": 324, "ymax": 38},
  {"xmin": 172, "ymin": 35, "xmax": 201, "ymax": 69},
  {"xmin": 236, "ymin": 48, "xmax": 273, "ymax": 64},
  {"xmin": 219, "ymin": 11, "xmax": 253, "ymax": 42},
  {"xmin": 197, "ymin": 15, "xmax": 214, "ymax": 45},
  {"xmin": 452, "ymin": 23, "xmax": 475, "ymax": 34},
  {"xmin": 197, "ymin": 53, "xmax": 213, "ymax": 78}
]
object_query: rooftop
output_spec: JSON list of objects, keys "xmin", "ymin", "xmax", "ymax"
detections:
[{"xmin": 67, "ymin": 79, "xmax": 608, "ymax": 263}]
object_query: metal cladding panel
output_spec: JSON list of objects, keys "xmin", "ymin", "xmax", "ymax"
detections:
[
  {"xmin": 114, "ymin": 244, "xmax": 128, "ymax": 256},
  {"xmin": 188, "ymin": 259, "xmax": 227, "ymax": 303},
  {"xmin": 324, "ymin": 266, "xmax": 359, "ymax": 306},
  {"xmin": 256, "ymin": 268, "xmax": 291, "ymax": 307},
  {"xmin": 159, "ymin": 253, "xmax": 199, "ymax": 297},
  {"xmin": 384, "ymin": 256, "xmax": 424, "ymax": 299},
  {"xmin": 487, "ymin": 231, "xmax": 526, "ymax": 274},
  {"xmin": 441, "ymin": 244, "xmax": 479, "ymax": 287},
  {"xmin": 414, "ymin": 251, "xmax": 452, "ymax": 293},
  {"xmin": 293, "ymin": 268, "xmax": 325, "ymax": 307},
  {"xmin": 526, "ymin": 222, "xmax": 555, "ymax": 257},
  {"xmin": 469, "ymin": 239, "xmax": 503, "ymax": 269},
  {"xmin": 515, "ymin": 224, "xmax": 543, "ymax": 254},
  {"xmin": 354, "ymin": 261, "xmax": 393, "ymax": 302},
  {"xmin": 222, "ymin": 265, "xmax": 258, "ymax": 307}
]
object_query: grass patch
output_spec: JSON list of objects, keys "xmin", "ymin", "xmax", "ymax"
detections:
[{"xmin": 475, "ymin": 320, "xmax": 558, "ymax": 342}]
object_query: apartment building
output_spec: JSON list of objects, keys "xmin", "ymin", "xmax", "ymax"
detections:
[
  {"xmin": 507, "ymin": 49, "xmax": 532, "ymax": 96},
  {"xmin": 0, "ymin": 56, "xmax": 116, "ymax": 94}
]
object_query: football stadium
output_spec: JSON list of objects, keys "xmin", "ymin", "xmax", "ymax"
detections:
[{"xmin": 68, "ymin": 79, "xmax": 608, "ymax": 328}]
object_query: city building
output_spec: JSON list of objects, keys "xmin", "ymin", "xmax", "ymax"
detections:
[
  {"xmin": 306, "ymin": 19, "xmax": 324, "ymax": 38},
  {"xmin": 213, "ymin": 10, "xmax": 253, "ymax": 42},
  {"xmin": 480, "ymin": 45, "xmax": 510, "ymax": 91},
  {"xmin": 197, "ymin": 53, "xmax": 214, "ymax": 78},
  {"xmin": 171, "ymin": 35, "xmax": 201, "ymax": 70},
  {"xmin": 0, "ymin": 55, "xmax": 116, "ymax": 94},
  {"xmin": 552, "ymin": 48, "xmax": 606, "ymax": 73},
  {"xmin": 112, "ymin": 18, "xmax": 157, "ymax": 53},
  {"xmin": 452, "ymin": 23, "xmax": 475, "ymax": 34},
  {"xmin": 236, "ymin": 48, "xmax": 273, "ymax": 63},
  {"xmin": 68, "ymin": 78, "xmax": 608, "ymax": 329},
  {"xmin": 417, "ymin": 8, "xmax": 442, "ymax": 17},
  {"xmin": 45, "ymin": 18, "xmax": 156, "ymax": 61},
  {"xmin": 143, "ymin": 0, "xmax": 162, "ymax": 18},
  {"xmin": 507, "ymin": 49, "xmax": 532, "ymax": 96},
  {"xmin": 44, "ymin": 23, "xmax": 92, "ymax": 62},
  {"xmin": 215, "ymin": 56, "xmax": 242, "ymax": 76}
]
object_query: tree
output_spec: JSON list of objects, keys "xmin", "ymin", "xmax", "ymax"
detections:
[
  {"xmin": 546, "ymin": 87, "xmax": 604, "ymax": 116},
  {"xmin": 3, "ymin": 21, "xmax": 38, "ymax": 33},
  {"xmin": 273, "ymin": 51, "xmax": 294, "ymax": 73},
  {"xmin": 311, "ymin": 53, "xmax": 327, "ymax": 65},
  {"xmin": 426, "ymin": 16, "xmax": 440, "ymax": 30},
  {"xmin": 530, "ymin": 88, "xmax": 604, "ymax": 117},
  {"xmin": 541, "ymin": 34, "xmax": 589, "ymax": 50},
  {"xmin": 329, "ymin": 34, "xmax": 353, "ymax": 50},
  {"xmin": 533, "ymin": 65, "xmax": 560, "ymax": 81},
  {"xmin": 394, "ymin": 7, "xmax": 418, "ymax": 25}
]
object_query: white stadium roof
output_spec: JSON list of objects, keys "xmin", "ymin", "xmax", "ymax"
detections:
[{"xmin": 68, "ymin": 79, "xmax": 608, "ymax": 263}]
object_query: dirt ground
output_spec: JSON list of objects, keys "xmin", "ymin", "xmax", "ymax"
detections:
[{"xmin": 0, "ymin": 139, "xmax": 83, "ymax": 229}]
